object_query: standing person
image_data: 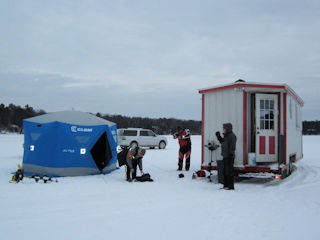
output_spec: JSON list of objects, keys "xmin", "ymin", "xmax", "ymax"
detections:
[
  {"xmin": 125, "ymin": 147, "xmax": 146, "ymax": 182},
  {"xmin": 173, "ymin": 127, "xmax": 192, "ymax": 171},
  {"xmin": 216, "ymin": 123, "xmax": 237, "ymax": 190}
]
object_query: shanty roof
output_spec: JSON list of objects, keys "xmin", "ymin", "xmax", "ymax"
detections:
[{"xmin": 199, "ymin": 81, "xmax": 304, "ymax": 106}]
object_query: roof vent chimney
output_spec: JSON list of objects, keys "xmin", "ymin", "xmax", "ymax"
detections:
[{"xmin": 235, "ymin": 79, "xmax": 245, "ymax": 83}]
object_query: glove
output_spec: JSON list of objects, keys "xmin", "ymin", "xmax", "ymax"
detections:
[{"xmin": 215, "ymin": 131, "xmax": 221, "ymax": 137}]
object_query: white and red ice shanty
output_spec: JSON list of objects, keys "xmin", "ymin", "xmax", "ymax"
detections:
[{"xmin": 199, "ymin": 80, "xmax": 303, "ymax": 177}]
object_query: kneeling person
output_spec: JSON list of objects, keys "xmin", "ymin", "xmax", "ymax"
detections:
[{"xmin": 126, "ymin": 147, "xmax": 146, "ymax": 182}]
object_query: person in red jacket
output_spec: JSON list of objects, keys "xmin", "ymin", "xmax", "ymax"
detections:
[{"xmin": 173, "ymin": 127, "xmax": 192, "ymax": 171}]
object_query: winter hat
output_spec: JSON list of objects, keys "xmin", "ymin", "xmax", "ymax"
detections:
[
  {"xmin": 138, "ymin": 148, "xmax": 146, "ymax": 156},
  {"xmin": 223, "ymin": 123, "xmax": 233, "ymax": 133}
]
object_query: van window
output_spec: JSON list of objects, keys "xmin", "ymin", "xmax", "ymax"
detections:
[
  {"xmin": 148, "ymin": 131, "xmax": 156, "ymax": 137},
  {"xmin": 123, "ymin": 130, "xmax": 137, "ymax": 136},
  {"xmin": 140, "ymin": 130, "xmax": 148, "ymax": 136}
]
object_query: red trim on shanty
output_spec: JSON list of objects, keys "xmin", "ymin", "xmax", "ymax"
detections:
[
  {"xmin": 243, "ymin": 91, "xmax": 247, "ymax": 165},
  {"xmin": 201, "ymin": 165, "xmax": 281, "ymax": 174},
  {"xmin": 259, "ymin": 136, "xmax": 266, "ymax": 154},
  {"xmin": 285, "ymin": 86, "xmax": 304, "ymax": 106},
  {"xmin": 201, "ymin": 94, "xmax": 205, "ymax": 165},
  {"xmin": 198, "ymin": 83, "xmax": 304, "ymax": 106},
  {"xmin": 283, "ymin": 93, "xmax": 287, "ymax": 165},
  {"xmin": 277, "ymin": 92, "xmax": 281, "ymax": 137},
  {"xmin": 269, "ymin": 136, "xmax": 275, "ymax": 154},
  {"xmin": 277, "ymin": 92, "xmax": 281, "ymax": 160}
]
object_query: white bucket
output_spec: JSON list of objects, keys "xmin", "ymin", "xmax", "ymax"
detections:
[{"xmin": 248, "ymin": 153, "xmax": 256, "ymax": 166}]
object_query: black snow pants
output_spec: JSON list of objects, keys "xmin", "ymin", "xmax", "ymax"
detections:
[
  {"xmin": 223, "ymin": 157, "xmax": 234, "ymax": 189},
  {"xmin": 178, "ymin": 145, "xmax": 191, "ymax": 170},
  {"xmin": 126, "ymin": 158, "xmax": 139, "ymax": 180}
]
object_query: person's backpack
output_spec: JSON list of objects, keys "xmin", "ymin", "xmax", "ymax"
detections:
[
  {"xmin": 117, "ymin": 148, "xmax": 129, "ymax": 167},
  {"xmin": 117, "ymin": 146, "xmax": 141, "ymax": 167}
]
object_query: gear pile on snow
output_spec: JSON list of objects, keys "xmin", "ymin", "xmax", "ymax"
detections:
[
  {"xmin": 192, "ymin": 170, "xmax": 207, "ymax": 179},
  {"xmin": 11, "ymin": 165, "xmax": 24, "ymax": 183},
  {"xmin": 10, "ymin": 164, "xmax": 58, "ymax": 184}
]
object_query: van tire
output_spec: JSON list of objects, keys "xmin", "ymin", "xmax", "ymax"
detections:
[
  {"xmin": 130, "ymin": 141, "xmax": 138, "ymax": 148},
  {"xmin": 159, "ymin": 141, "xmax": 166, "ymax": 149}
]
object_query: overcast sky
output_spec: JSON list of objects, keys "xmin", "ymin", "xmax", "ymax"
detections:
[{"xmin": 0, "ymin": 0, "xmax": 319, "ymax": 120}]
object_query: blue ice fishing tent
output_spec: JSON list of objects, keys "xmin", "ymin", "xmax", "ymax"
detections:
[{"xmin": 22, "ymin": 111, "xmax": 118, "ymax": 177}]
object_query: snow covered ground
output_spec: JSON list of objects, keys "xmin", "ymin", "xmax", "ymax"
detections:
[{"xmin": 1, "ymin": 134, "xmax": 320, "ymax": 240}]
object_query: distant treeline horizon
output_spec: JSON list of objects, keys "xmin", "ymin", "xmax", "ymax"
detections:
[
  {"xmin": 1, "ymin": 103, "xmax": 319, "ymax": 135},
  {"xmin": 0, "ymin": 103, "xmax": 201, "ymax": 135}
]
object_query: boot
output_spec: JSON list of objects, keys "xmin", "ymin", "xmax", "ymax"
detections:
[
  {"xmin": 185, "ymin": 162, "xmax": 190, "ymax": 171},
  {"xmin": 178, "ymin": 160, "xmax": 183, "ymax": 171}
]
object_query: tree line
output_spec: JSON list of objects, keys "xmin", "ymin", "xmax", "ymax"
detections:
[
  {"xmin": 0, "ymin": 103, "xmax": 201, "ymax": 135},
  {"xmin": 1, "ymin": 103, "xmax": 319, "ymax": 135},
  {"xmin": 97, "ymin": 112, "xmax": 201, "ymax": 135},
  {"xmin": 0, "ymin": 104, "xmax": 45, "ymax": 133},
  {"xmin": 303, "ymin": 121, "xmax": 320, "ymax": 135}
]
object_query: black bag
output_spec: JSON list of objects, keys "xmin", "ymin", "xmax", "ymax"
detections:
[
  {"xmin": 117, "ymin": 148, "xmax": 129, "ymax": 167},
  {"xmin": 136, "ymin": 173, "xmax": 153, "ymax": 182}
]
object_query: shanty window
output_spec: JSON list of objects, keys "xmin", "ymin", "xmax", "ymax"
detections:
[
  {"xmin": 30, "ymin": 133, "xmax": 41, "ymax": 141},
  {"xmin": 75, "ymin": 135, "xmax": 91, "ymax": 143},
  {"xmin": 260, "ymin": 99, "xmax": 275, "ymax": 130}
]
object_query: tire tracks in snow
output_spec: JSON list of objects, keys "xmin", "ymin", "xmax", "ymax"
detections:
[{"xmin": 267, "ymin": 162, "xmax": 320, "ymax": 192}]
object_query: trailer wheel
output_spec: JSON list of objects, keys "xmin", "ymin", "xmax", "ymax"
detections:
[
  {"xmin": 288, "ymin": 159, "xmax": 296, "ymax": 175},
  {"xmin": 281, "ymin": 170, "xmax": 286, "ymax": 179},
  {"xmin": 281, "ymin": 160, "xmax": 293, "ymax": 179},
  {"xmin": 281, "ymin": 167, "xmax": 288, "ymax": 179}
]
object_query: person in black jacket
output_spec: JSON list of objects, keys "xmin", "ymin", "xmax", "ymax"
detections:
[{"xmin": 216, "ymin": 123, "xmax": 237, "ymax": 190}]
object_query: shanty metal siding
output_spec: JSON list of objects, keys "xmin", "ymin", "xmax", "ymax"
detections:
[
  {"xmin": 286, "ymin": 94, "xmax": 303, "ymax": 162},
  {"xmin": 202, "ymin": 88, "xmax": 244, "ymax": 167}
]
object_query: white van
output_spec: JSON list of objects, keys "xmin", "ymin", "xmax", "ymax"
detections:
[{"xmin": 117, "ymin": 128, "xmax": 167, "ymax": 149}]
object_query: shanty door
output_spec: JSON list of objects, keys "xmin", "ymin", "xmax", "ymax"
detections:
[{"xmin": 255, "ymin": 94, "xmax": 278, "ymax": 162}]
